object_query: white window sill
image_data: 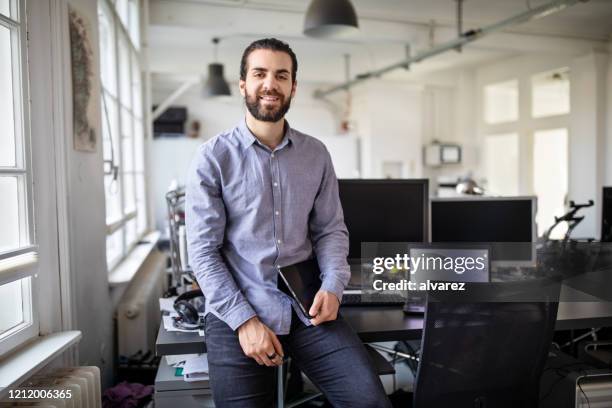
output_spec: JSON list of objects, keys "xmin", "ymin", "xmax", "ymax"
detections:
[
  {"xmin": 108, "ymin": 231, "xmax": 161, "ymax": 288},
  {"xmin": 0, "ymin": 330, "xmax": 82, "ymax": 399}
]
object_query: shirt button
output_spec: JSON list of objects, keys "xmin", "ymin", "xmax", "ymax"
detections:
[
  {"xmin": 275, "ymin": 211, "xmax": 280, "ymax": 216},
  {"xmin": 277, "ymin": 239, "xmax": 282, "ymax": 244},
  {"xmin": 271, "ymin": 153, "xmax": 275, "ymax": 158},
  {"xmin": 273, "ymin": 182, "xmax": 278, "ymax": 187}
]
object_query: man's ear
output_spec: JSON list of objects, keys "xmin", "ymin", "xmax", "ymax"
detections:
[
  {"xmin": 290, "ymin": 80, "xmax": 297, "ymax": 98},
  {"xmin": 239, "ymin": 79, "xmax": 246, "ymax": 97}
]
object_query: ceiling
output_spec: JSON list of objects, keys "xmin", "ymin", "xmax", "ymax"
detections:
[
  {"xmin": 148, "ymin": 0, "xmax": 612, "ymax": 84},
  {"xmin": 152, "ymin": 0, "xmax": 612, "ymax": 40}
]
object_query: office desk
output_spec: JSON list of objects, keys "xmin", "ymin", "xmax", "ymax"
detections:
[
  {"xmin": 342, "ymin": 301, "xmax": 612, "ymax": 343},
  {"xmin": 155, "ymin": 299, "xmax": 612, "ymax": 355},
  {"xmin": 155, "ymin": 321, "xmax": 210, "ymax": 406},
  {"xmin": 342, "ymin": 284, "xmax": 612, "ymax": 342},
  {"xmin": 156, "ymin": 324, "xmax": 206, "ymax": 355}
]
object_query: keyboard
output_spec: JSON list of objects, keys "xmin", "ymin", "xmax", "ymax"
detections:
[{"xmin": 341, "ymin": 293, "xmax": 406, "ymax": 306}]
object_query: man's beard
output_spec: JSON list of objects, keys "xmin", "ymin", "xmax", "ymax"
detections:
[{"xmin": 244, "ymin": 89, "xmax": 292, "ymax": 122}]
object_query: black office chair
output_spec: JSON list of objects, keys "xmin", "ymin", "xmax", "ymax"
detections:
[{"xmin": 412, "ymin": 280, "xmax": 560, "ymax": 408}]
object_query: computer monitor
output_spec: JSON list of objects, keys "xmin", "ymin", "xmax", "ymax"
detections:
[
  {"xmin": 338, "ymin": 179, "xmax": 429, "ymax": 260},
  {"xmin": 602, "ymin": 187, "xmax": 612, "ymax": 242},
  {"xmin": 430, "ymin": 196, "xmax": 536, "ymax": 265}
]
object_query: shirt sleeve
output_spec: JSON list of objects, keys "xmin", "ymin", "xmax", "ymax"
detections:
[
  {"xmin": 308, "ymin": 147, "xmax": 350, "ymax": 303},
  {"xmin": 185, "ymin": 144, "xmax": 257, "ymax": 330}
]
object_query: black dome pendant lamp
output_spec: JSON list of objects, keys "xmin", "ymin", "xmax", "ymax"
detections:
[
  {"xmin": 303, "ymin": 0, "xmax": 359, "ymax": 38},
  {"xmin": 202, "ymin": 37, "xmax": 231, "ymax": 98}
]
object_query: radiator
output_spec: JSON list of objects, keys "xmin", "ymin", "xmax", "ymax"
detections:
[
  {"xmin": 0, "ymin": 366, "xmax": 101, "ymax": 408},
  {"xmin": 117, "ymin": 249, "xmax": 167, "ymax": 359}
]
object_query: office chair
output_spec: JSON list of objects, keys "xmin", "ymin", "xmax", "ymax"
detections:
[{"xmin": 412, "ymin": 280, "xmax": 560, "ymax": 408}]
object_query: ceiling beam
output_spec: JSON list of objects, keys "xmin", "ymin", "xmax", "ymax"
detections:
[{"xmin": 313, "ymin": 0, "xmax": 589, "ymax": 98}]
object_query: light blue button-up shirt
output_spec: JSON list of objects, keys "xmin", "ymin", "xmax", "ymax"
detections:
[{"xmin": 185, "ymin": 119, "xmax": 350, "ymax": 335}]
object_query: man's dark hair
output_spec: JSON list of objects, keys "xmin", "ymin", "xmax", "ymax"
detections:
[{"xmin": 240, "ymin": 38, "xmax": 298, "ymax": 83}]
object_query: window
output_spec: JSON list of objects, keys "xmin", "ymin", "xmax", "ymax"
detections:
[
  {"xmin": 480, "ymin": 66, "xmax": 571, "ymax": 239},
  {"xmin": 484, "ymin": 133, "xmax": 519, "ymax": 196},
  {"xmin": 98, "ymin": 0, "xmax": 147, "ymax": 270},
  {"xmin": 483, "ymin": 79, "xmax": 519, "ymax": 124},
  {"xmin": 532, "ymin": 68, "xmax": 570, "ymax": 118},
  {"xmin": 533, "ymin": 128, "xmax": 568, "ymax": 238},
  {"xmin": 0, "ymin": 0, "xmax": 38, "ymax": 354}
]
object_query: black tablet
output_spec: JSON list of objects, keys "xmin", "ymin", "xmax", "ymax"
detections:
[{"xmin": 277, "ymin": 259, "xmax": 322, "ymax": 319}]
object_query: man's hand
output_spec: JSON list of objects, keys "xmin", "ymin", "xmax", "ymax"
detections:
[
  {"xmin": 309, "ymin": 290, "xmax": 340, "ymax": 326},
  {"xmin": 237, "ymin": 316, "xmax": 284, "ymax": 367}
]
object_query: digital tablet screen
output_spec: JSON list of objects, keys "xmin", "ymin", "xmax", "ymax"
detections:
[{"xmin": 278, "ymin": 259, "xmax": 322, "ymax": 319}]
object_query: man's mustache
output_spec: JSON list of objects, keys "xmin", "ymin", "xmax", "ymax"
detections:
[{"xmin": 257, "ymin": 90, "xmax": 283, "ymax": 98}]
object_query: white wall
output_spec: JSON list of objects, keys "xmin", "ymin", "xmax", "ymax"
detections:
[
  {"xmin": 62, "ymin": 0, "xmax": 114, "ymax": 388},
  {"xmin": 345, "ymin": 80, "xmax": 424, "ymax": 179},
  {"xmin": 419, "ymin": 70, "xmax": 480, "ymax": 194},
  {"xmin": 606, "ymin": 41, "xmax": 612, "ymax": 188},
  {"xmin": 568, "ymin": 52, "xmax": 608, "ymax": 238}
]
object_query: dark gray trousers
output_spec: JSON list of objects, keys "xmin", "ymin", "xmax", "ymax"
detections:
[{"xmin": 204, "ymin": 311, "xmax": 392, "ymax": 408}]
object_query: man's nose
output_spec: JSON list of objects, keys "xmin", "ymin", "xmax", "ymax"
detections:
[{"xmin": 262, "ymin": 74, "xmax": 278, "ymax": 91}]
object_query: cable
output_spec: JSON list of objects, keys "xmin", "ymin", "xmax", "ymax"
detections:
[
  {"xmin": 393, "ymin": 350, "xmax": 397, "ymax": 392},
  {"xmin": 577, "ymin": 373, "xmax": 591, "ymax": 408},
  {"xmin": 539, "ymin": 362, "xmax": 594, "ymax": 402}
]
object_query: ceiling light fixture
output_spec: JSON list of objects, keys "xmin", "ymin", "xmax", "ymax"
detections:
[
  {"xmin": 202, "ymin": 37, "xmax": 231, "ymax": 98},
  {"xmin": 303, "ymin": 0, "xmax": 359, "ymax": 38}
]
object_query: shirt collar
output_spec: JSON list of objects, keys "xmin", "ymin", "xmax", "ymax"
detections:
[{"xmin": 237, "ymin": 118, "xmax": 294, "ymax": 150}]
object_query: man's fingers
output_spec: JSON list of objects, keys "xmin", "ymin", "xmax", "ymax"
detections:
[
  {"xmin": 311, "ymin": 309, "xmax": 337, "ymax": 326},
  {"xmin": 310, "ymin": 312, "xmax": 327, "ymax": 326},
  {"xmin": 252, "ymin": 354, "xmax": 264, "ymax": 366},
  {"xmin": 309, "ymin": 292, "xmax": 323, "ymax": 317},
  {"xmin": 259, "ymin": 348, "xmax": 277, "ymax": 367},
  {"xmin": 238, "ymin": 318, "xmax": 285, "ymax": 366},
  {"xmin": 269, "ymin": 332, "xmax": 284, "ymax": 359}
]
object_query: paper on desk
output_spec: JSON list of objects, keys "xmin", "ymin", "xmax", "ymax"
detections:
[
  {"xmin": 184, "ymin": 372, "xmax": 210, "ymax": 382},
  {"xmin": 183, "ymin": 354, "xmax": 209, "ymax": 375},
  {"xmin": 165, "ymin": 354, "xmax": 199, "ymax": 366},
  {"xmin": 183, "ymin": 354, "xmax": 209, "ymax": 382},
  {"xmin": 162, "ymin": 315, "xmax": 205, "ymax": 336},
  {"xmin": 159, "ymin": 297, "xmax": 177, "ymax": 313}
]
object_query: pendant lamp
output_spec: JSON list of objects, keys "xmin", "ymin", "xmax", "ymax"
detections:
[
  {"xmin": 202, "ymin": 37, "xmax": 231, "ymax": 97},
  {"xmin": 303, "ymin": 0, "xmax": 359, "ymax": 38}
]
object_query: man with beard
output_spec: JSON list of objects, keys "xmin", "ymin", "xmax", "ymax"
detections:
[{"xmin": 186, "ymin": 38, "xmax": 392, "ymax": 408}]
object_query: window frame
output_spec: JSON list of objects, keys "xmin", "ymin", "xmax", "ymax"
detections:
[
  {"xmin": 98, "ymin": 0, "xmax": 148, "ymax": 272},
  {"xmin": 479, "ymin": 66, "xmax": 571, "ymax": 237},
  {"xmin": 0, "ymin": 0, "xmax": 40, "ymax": 357}
]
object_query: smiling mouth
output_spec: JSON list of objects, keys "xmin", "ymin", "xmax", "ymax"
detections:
[{"xmin": 259, "ymin": 95, "xmax": 280, "ymax": 103}]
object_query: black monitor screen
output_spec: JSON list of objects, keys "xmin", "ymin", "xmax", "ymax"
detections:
[
  {"xmin": 338, "ymin": 179, "xmax": 428, "ymax": 259},
  {"xmin": 602, "ymin": 187, "xmax": 612, "ymax": 242},
  {"xmin": 431, "ymin": 198, "xmax": 534, "ymax": 262}
]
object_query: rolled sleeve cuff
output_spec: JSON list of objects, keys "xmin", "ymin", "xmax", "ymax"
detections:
[
  {"xmin": 220, "ymin": 302, "xmax": 257, "ymax": 331},
  {"xmin": 320, "ymin": 276, "xmax": 346, "ymax": 303}
]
